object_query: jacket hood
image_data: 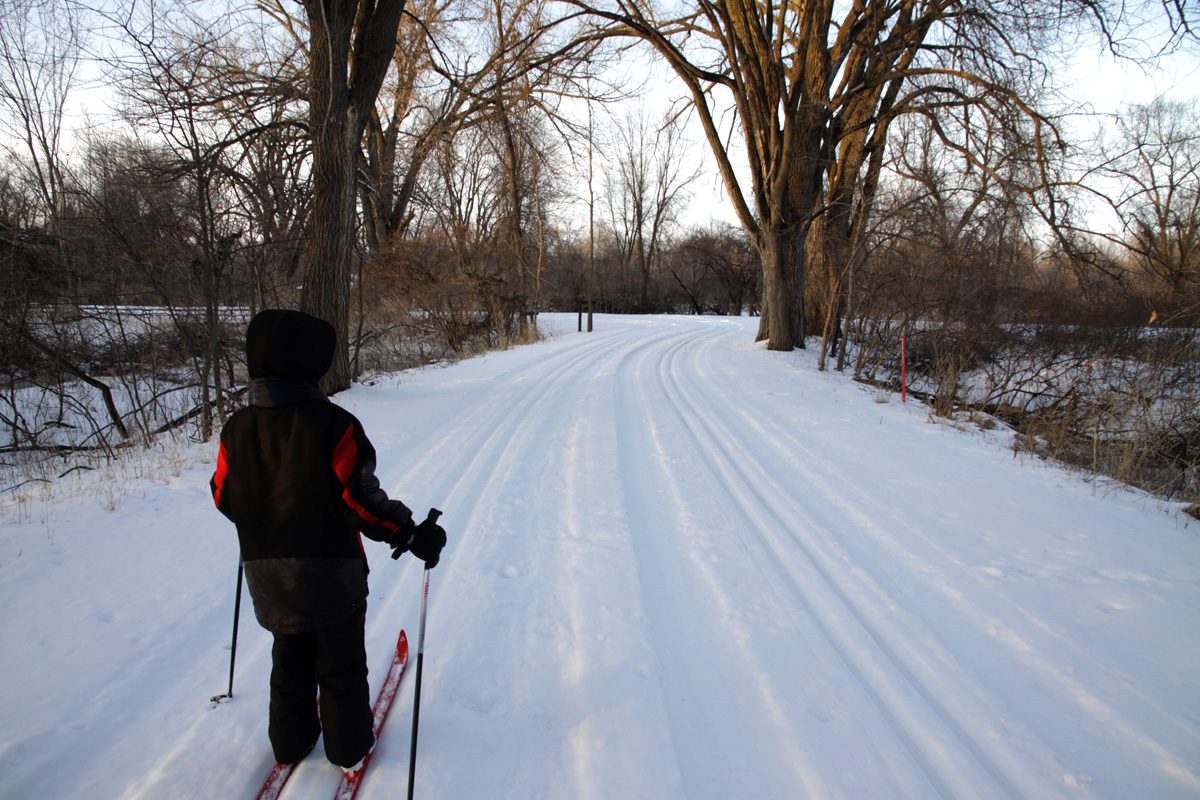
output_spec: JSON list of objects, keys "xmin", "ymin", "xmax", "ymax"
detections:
[{"xmin": 246, "ymin": 309, "xmax": 336, "ymax": 384}]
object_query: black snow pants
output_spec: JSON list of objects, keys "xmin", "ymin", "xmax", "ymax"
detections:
[{"xmin": 269, "ymin": 603, "xmax": 375, "ymax": 767}]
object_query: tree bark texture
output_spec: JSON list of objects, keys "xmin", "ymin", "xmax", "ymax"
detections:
[
  {"xmin": 756, "ymin": 222, "xmax": 806, "ymax": 350},
  {"xmin": 301, "ymin": 0, "xmax": 406, "ymax": 393}
]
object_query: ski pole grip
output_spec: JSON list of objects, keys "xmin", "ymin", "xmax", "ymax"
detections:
[{"xmin": 392, "ymin": 509, "xmax": 444, "ymax": 560}]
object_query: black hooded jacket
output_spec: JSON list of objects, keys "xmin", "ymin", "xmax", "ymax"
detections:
[{"xmin": 210, "ymin": 310, "xmax": 415, "ymax": 634}]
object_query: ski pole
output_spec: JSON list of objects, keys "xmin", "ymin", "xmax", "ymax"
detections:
[
  {"xmin": 211, "ymin": 557, "xmax": 243, "ymax": 705},
  {"xmin": 407, "ymin": 509, "xmax": 441, "ymax": 800}
]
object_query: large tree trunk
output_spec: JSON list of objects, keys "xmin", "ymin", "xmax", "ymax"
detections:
[
  {"xmin": 303, "ymin": 123, "xmax": 357, "ymax": 393},
  {"xmin": 300, "ymin": 0, "xmax": 406, "ymax": 393},
  {"xmin": 756, "ymin": 221, "xmax": 805, "ymax": 350},
  {"xmin": 808, "ymin": 217, "xmax": 848, "ymax": 370},
  {"xmin": 806, "ymin": 202, "xmax": 852, "ymax": 348},
  {"xmin": 301, "ymin": 0, "xmax": 356, "ymax": 392}
]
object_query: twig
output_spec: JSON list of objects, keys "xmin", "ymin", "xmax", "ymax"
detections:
[
  {"xmin": 57, "ymin": 465, "xmax": 94, "ymax": 478},
  {"xmin": 1, "ymin": 477, "xmax": 52, "ymax": 493}
]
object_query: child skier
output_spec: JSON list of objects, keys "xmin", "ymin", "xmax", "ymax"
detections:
[{"xmin": 210, "ymin": 309, "xmax": 446, "ymax": 773}]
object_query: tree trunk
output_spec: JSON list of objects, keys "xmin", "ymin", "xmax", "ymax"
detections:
[
  {"xmin": 809, "ymin": 206, "xmax": 851, "ymax": 369},
  {"xmin": 300, "ymin": 0, "xmax": 407, "ymax": 393},
  {"xmin": 757, "ymin": 222, "xmax": 805, "ymax": 350},
  {"xmin": 301, "ymin": 1, "xmax": 354, "ymax": 392},
  {"xmin": 637, "ymin": 234, "xmax": 649, "ymax": 310},
  {"xmin": 303, "ymin": 121, "xmax": 356, "ymax": 393}
]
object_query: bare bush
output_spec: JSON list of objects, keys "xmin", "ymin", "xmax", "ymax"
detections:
[
  {"xmin": 1010, "ymin": 327, "xmax": 1200, "ymax": 503},
  {"xmin": 0, "ymin": 304, "xmax": 252, "ymax": 455},
  {"xmin": 852, "ymin": 313, "xmax": 1200, "ymax": 505}
]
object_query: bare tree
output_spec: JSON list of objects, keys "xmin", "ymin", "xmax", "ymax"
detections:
[
  {"xmin": 0, "ymin": 0, "xmax": 84, "ymax": 231},
  {"xmin": 300, "ymin": 0, "xmax": 407, "ymax": 392},
  {"xmin": 602, "ymin": 105, "xmax": 699, "ymax": 310},
  {"xmin": 396, "ymin": 125, "xmax": 510, "ymax": 351},
  {"xmin": 284, "ymin": 0, "xmax": 597, "ymax": 386},
  {"xmin": 1098, "ymin": 98, "xmax": 1200, "ymax": 318},
  {"xmin": 114, "ymin": 6, "xmax": 288, "ymax": 436},
  {"xmin": 847, "ymin": 108, "xmax": 1047, "ymax": 411},
  {"xmin": 664, "ymin": 222, "xmax": 757, "ymax": 314},
  {"xmin": 198, "ymin": 10, "xmax": 313, "ymax": 312},
  {"xmin": 358, "ymin": 0, "xmax": 600, "ymax": 242},
  {"xmin": 356, "ymin": 0, "xmax": 445, "ymax": 249},
  {"xmin": 565, "ymin": 0, "xmax": 1194, "ymax": 352},
  {"xmin": 394, "ymin": 106, "xmax": 562, "ymax": 345}
]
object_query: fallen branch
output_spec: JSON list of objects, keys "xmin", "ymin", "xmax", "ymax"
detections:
[
  {"xmin": 0, "ymin": 477, "xmax": 52, "ymax": 494},
  {"xmin": 152, "ymin": 385, "xmax": 249, "ymax": 436},
  {"xmin": 3, "ymin": 322, "xmax": 130, "ymax": 440}
]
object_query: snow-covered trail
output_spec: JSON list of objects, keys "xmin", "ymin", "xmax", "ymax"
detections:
[{"xmin": 1, "ymin": 314, "xmax": 1197, "ymax": 800}]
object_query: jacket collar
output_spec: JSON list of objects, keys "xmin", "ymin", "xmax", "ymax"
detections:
[{"xmin": 250, "ymin": 377, "xmax": 327, "ymax": 408}]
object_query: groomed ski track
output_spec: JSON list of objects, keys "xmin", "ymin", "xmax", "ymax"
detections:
[
  {"xmin": 1, "ymin": 314, "xmax": 1196, "ymax": 799},
  {"xmin": 289, "ymin": 315, "xmax": 1197, "ymax": 800}
]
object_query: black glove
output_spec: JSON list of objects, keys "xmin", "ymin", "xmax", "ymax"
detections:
[
  {"xmin": 409, "ymin": 516, "xmax": 447, "ymax": 568},
  {"xmin": 392, "ymin": 509, "xmax": 446, "ymax": 568},
  {"xmin": 386, "ymin": 518, "xmax": 418, "ymax": 554}
]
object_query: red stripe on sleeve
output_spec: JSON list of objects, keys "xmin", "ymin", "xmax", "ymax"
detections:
[
  {"xmin": 212, "ymin": 439, "xmax": 230, "ymax": 508},
  {"xmin": 332, "ymin": 424, "xmax": 401, "ymax": 533}
]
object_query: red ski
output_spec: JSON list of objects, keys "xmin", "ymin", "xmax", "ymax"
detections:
[
  {"xmin": 253, "ymin": 630, "xmax": 410, "ymax": 800},
  {"xmin": 255, "ymin": 759, "xmax": 297, "ymax": 800},
  {"xmin": 333, "ymin": 629, "xmax": 411, "ymax": 800}
]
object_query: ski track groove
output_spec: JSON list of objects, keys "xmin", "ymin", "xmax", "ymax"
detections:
[
  {"xmin": 444, "ymin": 322, "xmax": 701, "ymax": 799},
  {"xmin": 556, "ymin": 323, "xmax": 706, "ymax": 800},
  {"xmin": 614, "ymin": 324, "xmax": 845, "ymax": 799},
  {"xmin": 680, "ymin": 325, "xmax": 1200, "ymax": 794},
  {"xmin": 625, "ymin": 327, "xmax": 748, "ymax": 780},
  {"xmin": 363, "ymin": 324, "xmax": 672, "ymax": 799},
  {"xmin": 611, "ymin": 329, "xmax": 718, "ymax": 799},
  {"xmin": 371, "ymin": 329, "xmax": 633, "ymax": 495},
  {"xmin": 364, "ymin": 324, "xmax": 634, "ymax": 583},
  {"xmin": 647, "ymin": 321, "xmax": 1036, "ymax": 799}
]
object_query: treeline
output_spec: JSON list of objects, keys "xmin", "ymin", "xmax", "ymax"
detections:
[{"xmin": 1, "ymin": 0, "xmax": 1197, "ymax": 505}]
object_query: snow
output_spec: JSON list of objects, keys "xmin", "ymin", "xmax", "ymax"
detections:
[{"xmin": 2, "ymin": 313, "xmax": 1198, "ymax": 799}]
